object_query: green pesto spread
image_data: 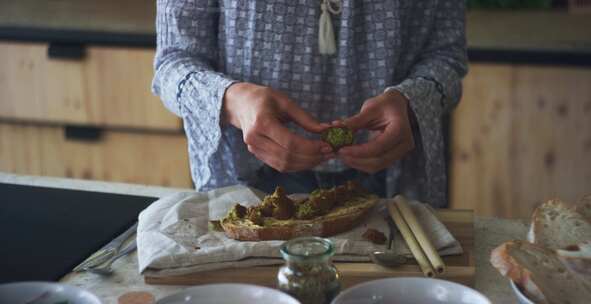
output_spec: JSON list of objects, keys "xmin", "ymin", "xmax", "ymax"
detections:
[
  {"xmin": 260, "ymin": 195, "xmax": 375, "ymax": 227},
  {"xmin": 322, "ymin": 127, "xmax": 354, "ymax": 150}
]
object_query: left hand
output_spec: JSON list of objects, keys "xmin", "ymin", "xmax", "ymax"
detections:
[{"xmin": 337, "ymin": 90, "xmax": 415, "ymax": 173}]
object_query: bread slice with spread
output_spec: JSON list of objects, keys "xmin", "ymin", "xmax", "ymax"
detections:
[{"xmin": 220, "ymin": 181, "xmax": 379, "ymax": 241}]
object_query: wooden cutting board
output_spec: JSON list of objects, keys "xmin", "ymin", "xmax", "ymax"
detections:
[{"xmin": 145, "ymin": 209, "xmax": 475, "ymax": 287}]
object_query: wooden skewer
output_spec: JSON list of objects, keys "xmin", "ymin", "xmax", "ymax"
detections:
[
  {"xmin": 386, "ymin": 200, "xmax": 435, "ymax": 278},
  {"xmin": 394, "ymin": 195, "xmax": 446, "ymax": 274}
]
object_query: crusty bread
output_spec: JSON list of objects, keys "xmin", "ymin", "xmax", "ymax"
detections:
[
  {"xmin": 556, "ymin": 241, "xmax": 591, "ymax": 277},
  {"xmin": 490, "ymin": 240, "xmax": 591, "ymax": 304},
  {"xmin": 528, "ymin": 199, "xmax": 591, "ymax": 249},
  {"xmin": 575, "ymin": 194, "xmax": 591, "ymax": 221},
  {"xmin": 221, "ymin": 195, "xmax": 378, "ymax": 241}
]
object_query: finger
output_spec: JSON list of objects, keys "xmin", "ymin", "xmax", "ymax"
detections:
[
  {"xmin": 264, "ymin": 120, "xmax": 332, "ymax": 155},
  {"xmin": 329, "ymin": 120, "xmax": 347, "ymax": 127},
  {"xmin": 339, "ymin": 124, "xmax": 404, "ymax": 158},
  {"xmin": 248, "ymin": 143, "xmax": 322, "ymax": 172},
  {"xmin": 250, "ymin": 115, "xmax": 330, "ymax": 154},
  {"xmin": 340, "ymin": 142, "xmax": 414, "ymax": 173},
  {"xmin": 247, "ymin": 144, "xmax": 287, "ymax": 172},
  {"xmin": 342, "ymin": 110, "xmax": 376, "ymax": 132},
  {"xmin": 277, "ymin": 96, "xmax": 330, "ymax": 133},
  {"xmin": 259, "ymin": 134, "xmax": 327, "ymax": 165},
  {"xmin": 247, "ymin": 134, "xmax": 325, "ymax": 171}
]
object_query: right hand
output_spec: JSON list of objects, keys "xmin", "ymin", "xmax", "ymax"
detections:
[{"xmin": 223, "ymin": 82, "xmax": 333, "ymax": 172}]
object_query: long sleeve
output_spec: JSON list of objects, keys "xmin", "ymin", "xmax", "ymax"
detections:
[
  {"xmin": 152, "ymin": 0, "xmax": 236, "ymax": 189},
  {"xmin": 153, "ymin": 0, "xmax": 235, "ymax": 117},
  {"xmin": 386, "ymin": 0, "xmax": 468, "ymax": 207},
  {"xmin": 391, "ymin": 0, "xmax": 468, "ymax": 114}
]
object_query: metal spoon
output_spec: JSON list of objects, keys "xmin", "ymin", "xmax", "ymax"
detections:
[
  {"xmin": 85, "ymin": 240, "xmax": 137, "ymax": 276},
  {"xmin": 369, "ymin": 251, "xmax": 408, "ymax": 267}
]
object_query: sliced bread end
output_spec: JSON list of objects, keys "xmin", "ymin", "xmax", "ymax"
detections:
[
  {"xmin": 556, "ymin": 241, "xmax": 591, "ymax": 277},
  {"xmin": 530, "ymin": 199, "xmax": 591, "ymax": 250},
  {"xmin": 490, "ymin": 241, "xmax": 548, "ymax": 303},
  {"xmin": 491, "ymin": 240, "xmax": 591, "ymax": 304},
  {"xmin": 575, "ymin": 194, "xmax": 591, "ymax": 221}
]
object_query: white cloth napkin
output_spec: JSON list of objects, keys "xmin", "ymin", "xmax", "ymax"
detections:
[{"xmin": 137, "ymin": 185, "xmax": 462, "ymax": 277}]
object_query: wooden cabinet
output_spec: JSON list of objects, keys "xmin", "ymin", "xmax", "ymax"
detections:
[
  {"xmin": 0, "ymin": 41, "xmax": 191, "ymax": 187},
  {"xmin": 0, "ymin": 122, "xmax": 192, "ymax": 187},
  {"xmin": 0, "ymin": 42, "xmax": 180, "ymax": 130},
  {"xmin": 451, "ymin": 64, "xmax": 591, "ymax": 218}
]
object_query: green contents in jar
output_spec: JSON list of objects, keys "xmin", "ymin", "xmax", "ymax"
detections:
[{"xmin": 277, "ymin": 237, "xmax": 341, "ymax": 304}]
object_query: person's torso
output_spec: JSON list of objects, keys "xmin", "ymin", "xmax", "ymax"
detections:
[
  {"xmin": 189, "ymin": 0, "xmax": 442, "ymax": 187},
  {"xmin": 216, "ymin": 0, "xmax": 439, "ymax": 123}
]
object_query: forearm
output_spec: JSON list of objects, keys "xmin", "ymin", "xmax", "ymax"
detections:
[
  {"xmin": 151, "ymin": 0, "xmax": 235, "ymax": 118},
  {"xmin": 382, "ymin": 0, "xmax": 467, "ymax": 207},
  {"xmin": 393, "ymin": 53, "xmax": 466, "ymax": 114},
  {"xmin": 152, "ymin": 50, "xmax": 235, "ymax": 118}
]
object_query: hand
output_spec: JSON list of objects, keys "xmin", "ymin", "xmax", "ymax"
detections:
[
  {"xmin": 337, "ymin": 90, "xmax": 415, "ymax": 173},
  {"xmin": 223, "ymin": 82, "xmax": 333, "ymax": 172}
]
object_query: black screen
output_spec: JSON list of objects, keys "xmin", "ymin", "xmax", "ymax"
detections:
[{"xmin": 0, "ymin": 183, "xmax": 156, "ymax": 283}]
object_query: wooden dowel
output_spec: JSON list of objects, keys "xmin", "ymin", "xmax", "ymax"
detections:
[
  {"xmin": 394, "ymin": 195, "xmax": 446, "ymax": 274},
  {"xmin": 387, "ymin": 200, "xmax": 435, "ymax": 278}
]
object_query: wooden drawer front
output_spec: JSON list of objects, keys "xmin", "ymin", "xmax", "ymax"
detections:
[
  {"xmin": 0, "ymin": 42, "xmax": 180, "ymax": 130},
  {"xmin": 0, "ymin": 123, "xmax": 192, "ymax": 188},
  {"xmin": 451, "ymin": 64, "xmax": 591, "ymax": 218}
]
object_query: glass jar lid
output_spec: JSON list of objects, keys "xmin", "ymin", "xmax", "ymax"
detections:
[{"xmin": 280, "ymin": 237, "xmax": 335, "ymax": 262}]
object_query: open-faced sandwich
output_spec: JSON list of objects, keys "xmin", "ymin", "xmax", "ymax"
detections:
[{"xmin": 220, "ymin": 181, "xmax": 379, "ymax": 241}]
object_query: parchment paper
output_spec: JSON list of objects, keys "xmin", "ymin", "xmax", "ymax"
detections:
[{"xmin": 137, "ymin": 185, "xmax": 462, "ymax": 277}]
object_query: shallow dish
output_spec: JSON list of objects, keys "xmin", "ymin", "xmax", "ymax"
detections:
[
  {"xmin": 156, "ymin": 283, "xmax": 300, "ymax": 304},
  {"xmin": 331, "ymin": 277, "xmax": 490, "ymax": 304},
  {"xmin": 0, "ymin": 281, "xmax": 102, "ymax": 304},
  {"xmin": 510, "ymin": 279, "xmax": 536, "ymax": 304}
]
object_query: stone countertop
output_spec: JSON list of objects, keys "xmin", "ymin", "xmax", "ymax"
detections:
[
  {"xmin": 0, "ymin": 172, "xmax": 528, "ymax": 304},
  {"xmin": 0, "ymin": 0, "xmax": 590, "ymax": 59}
]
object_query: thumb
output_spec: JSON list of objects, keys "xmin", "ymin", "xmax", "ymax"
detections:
[
  {"xmin": 280, "ymin": 99, "xmax": 330, "ymax": 133},
  {"xmin": 343, "ymin": 110, "xmax": 373, "ymax": 132}
]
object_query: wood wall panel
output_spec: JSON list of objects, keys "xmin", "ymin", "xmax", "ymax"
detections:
[
  {"xmin": 84, "ymin": 47, "xmax": 179, "ymax": 130},
  {"xmin": 0, "ymin": 123, "xmax": 192, "ymax": 188},
  {"xmin": 450, "ymin": 64, "xmax": 514, "ymax": 217},
  {"xmin": 0, "ymin": 42, "xmax": 180, "ymax": 130},
  {"xmin": 0, "ymin": 43, "xmax": 86, "ymax": 123},
  {"xmin": 451, "ymin": 64, "xmax": 591, "ymax": 218}
]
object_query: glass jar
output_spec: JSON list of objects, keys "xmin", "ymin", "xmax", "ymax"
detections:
[{"xmin": 277, "ymin": 237, "xmax": 341, "ymax": 304}]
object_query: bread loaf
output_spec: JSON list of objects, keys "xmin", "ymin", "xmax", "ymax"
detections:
[
  {"xmin": 528, "ymin": 199, "xmax": 591, "ymax": 249},
  {"xmin": 490, "ymin": 240, "xmax": 591, "ymax": 304}
]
